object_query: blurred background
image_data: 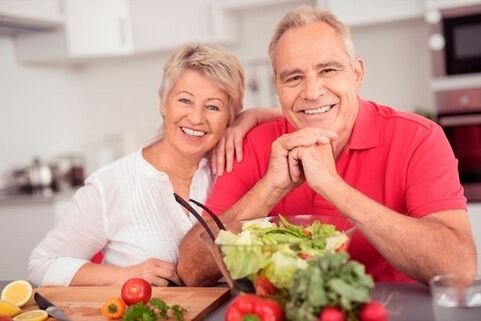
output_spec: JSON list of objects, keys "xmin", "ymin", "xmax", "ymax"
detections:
[{"xmin": 1, "ymin": 0, "xmax": 480, "ymax": 279}]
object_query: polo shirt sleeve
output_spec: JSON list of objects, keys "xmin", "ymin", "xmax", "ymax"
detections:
[
  {"xmin": 205, "ymin": 128, "xmax": 271, "ymax": 216},
  {"xmin": 405, "ymin": 124, "xmax": 467, "ymax": 217}
]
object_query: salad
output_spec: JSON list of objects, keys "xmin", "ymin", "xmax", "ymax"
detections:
[{"xmin": 215, "ymin": 215, "xmax": 350, "ymax": 292}]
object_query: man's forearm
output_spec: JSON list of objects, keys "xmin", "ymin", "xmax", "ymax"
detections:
[
  {"xmin": 177, "ymin": 177, "xmax": 289, "ymax": 286},
  {"xmin": 321, "ymin": 177, "xmax": 477, "ymax": 283}
]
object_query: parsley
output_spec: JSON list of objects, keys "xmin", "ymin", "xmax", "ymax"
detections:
[
  {"xmin": 122, "ymin": 298, "xmax": 187, "ymax": 321},
  {"xmin": 285, "ymin": 252, "xmax": 374, "ymax": 321}
]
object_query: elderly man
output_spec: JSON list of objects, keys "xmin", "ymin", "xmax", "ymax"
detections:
[{"xmin": 177, "ymin": 5, "xmax": 477, "ymax": 286}]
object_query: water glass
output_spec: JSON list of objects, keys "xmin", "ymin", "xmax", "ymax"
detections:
[{"xmin": 430, "ymin": 273, "xmax": 481, "ymax": 321}]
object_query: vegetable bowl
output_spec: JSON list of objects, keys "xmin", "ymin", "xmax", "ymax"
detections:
[{"xmin": 199, "ymin": 214, "xmax": 356, "ymax": 294}]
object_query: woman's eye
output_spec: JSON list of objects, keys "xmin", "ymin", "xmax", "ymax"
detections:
[
  {"xmin": 178, "ymin": 98, "xmax": 192, "ymax": 104},
  {"xmin": 206, "ymin": 105, "xmax": 220, "ymax": 111}
]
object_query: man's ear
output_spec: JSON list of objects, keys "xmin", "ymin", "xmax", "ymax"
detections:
[{"xmin": 353, "ymin": 57, "xmax": 365, "ymax": 92}]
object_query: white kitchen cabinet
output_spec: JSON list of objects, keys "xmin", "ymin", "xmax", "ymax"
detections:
[
  {"xmin": 315, "ymin": 0, "xmax": 425, "ymax": 27},
  {"xmin": 425, "ymin": 0, "xmax": 481, "ymax": 10},
  {"xmin": 16, "ymin": 0, "xmax": 237, "ymax": 62},
  {"xmin": 0, "ymin": 0, "xmax": 64, "ymax": 24},
  {"xmin": 0, "ymin": 194, "xmax": 71, "ymax": 280},
  {"xmin": 15, "ymin": 0, "xmax": 236, "ymax": 63}
]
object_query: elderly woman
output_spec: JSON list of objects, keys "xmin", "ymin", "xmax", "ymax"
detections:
[{"xmin": 28, "ymin": 43, "xmax": 280, "ymax": 287}]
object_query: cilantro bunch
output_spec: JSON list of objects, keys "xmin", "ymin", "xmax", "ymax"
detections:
[
  {"xmin": 285, "ymin": 252, "xmax": 374, "ymax": 321},
  {"xmin": 122, "ymin": 298, "xmax": 187, "ymax": 321}
]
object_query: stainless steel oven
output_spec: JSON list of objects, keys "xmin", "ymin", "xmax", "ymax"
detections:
[{"xmin": 437, "ymin": 87, "xmax": 481, "ymax": 201}]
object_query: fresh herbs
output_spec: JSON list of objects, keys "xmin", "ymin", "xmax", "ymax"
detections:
[
  {"xmin": 122, "ymin": 298, "xmax": 187, "ymax": 321},
  {"xmin": 285, "ymin": 252, "xmax": 374, "ymax": 321}
]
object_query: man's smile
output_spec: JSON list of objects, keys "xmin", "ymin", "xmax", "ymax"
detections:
[{"xmin": 299, "ymin": 104, "xmax": 335, "ymax": 115}]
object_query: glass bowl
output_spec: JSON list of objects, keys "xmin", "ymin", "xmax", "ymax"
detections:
[{"xmin": 199, "ymin": 214, "xmax": 356, "ymax": 293}]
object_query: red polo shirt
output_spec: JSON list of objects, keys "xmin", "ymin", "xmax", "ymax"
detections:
[{"xmin": 206, "ymin": 99, "xmax": 466, "ymax": 282}]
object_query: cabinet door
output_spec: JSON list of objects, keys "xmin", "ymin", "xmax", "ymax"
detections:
[
  {"xmin": 317, "ymin": 0, "xmax": 424, "ymax": 27},
  {"xmin": 65, "ymin": 0, "xmax": 133, "ymax": 57},
  {"xmin": 129, "ymin": 0, "xmax": 217, "ymax": 53},
  {"xmin": 0, "ymin": 0, "xmax": 63, "ymax": 22}
]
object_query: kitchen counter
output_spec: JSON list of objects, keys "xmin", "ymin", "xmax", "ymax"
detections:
[
  {"xmin": 0, "ymin": 281, "xmax": 443, "ymax": 321},
  {"xmin": 0, "ymin": 188, "xmax": 76, "ymax": 205}
]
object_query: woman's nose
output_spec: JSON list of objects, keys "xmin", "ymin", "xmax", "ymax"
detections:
[
  {"xmin": 302, "ymin": 76, "xmax": 325, "ymax": 101},
  {"xmin": 187, "ymin": 105, "xmax": 205, "ymax": 124}
]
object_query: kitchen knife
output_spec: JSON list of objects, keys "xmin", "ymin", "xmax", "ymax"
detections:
[{"xmin": 34, "ymin": 292, "xmax": 71, "ymax": 321}]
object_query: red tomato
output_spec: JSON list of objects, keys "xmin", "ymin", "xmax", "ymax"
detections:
[
  {"xmin": 254, "ymin": 276, "xmax": 277, "ymax": 297},
  {"xmin": 359, "ymin": 301, "xmax": 388, "ymax": 321},
  {"xmin": 120, "ymin": 278, "xmax": 152, "ymax": 305},
  {"xmin": 0, "ymin": 317, "xmax": 13, "ymax": 321},
  {"xmin": 319, "ymin": 307, "xmax": 344, "ymax": 321}
]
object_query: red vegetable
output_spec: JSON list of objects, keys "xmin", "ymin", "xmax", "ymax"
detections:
[
  {"xmin": 225, "ymin": 294, "xmax": 284, "ymax": 321},
  {"xmin": 318, "ymin": 307, "xmax": 344, "ymax": 321},
  {"xmin": 120, "ymin": 278, "xmax": 152, "ymax": 305},
  {"xmin": 254, "ymin": 276, "xmax": 277, "ymax": 297},
  {"xmin": 298, "ymin": 252, "xmax": 313, "ymax": 260},
  {"xmin": 359, "ymin": 301, "xmax": 389, "ymax": 321},
  {"xmin": 0, "ymin": 317, "xmax": 13, "ymax": 321}
]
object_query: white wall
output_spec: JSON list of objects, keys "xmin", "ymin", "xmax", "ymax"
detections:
[
  {"xmin": 352, "ymin": 18, "xmax": 434, "ymax": 112},
  {"xmin": 0, "ymin": 36, "xmax": 85, "ymax": 184}
]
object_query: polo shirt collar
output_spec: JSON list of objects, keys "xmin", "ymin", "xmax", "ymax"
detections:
[
  {"xmin": 284, "ymin": 98, "xmax": 380, "ymax": 150},
  {"xmin": 347, "ymin": 98, "xmax": 380, "ymax": 150}
]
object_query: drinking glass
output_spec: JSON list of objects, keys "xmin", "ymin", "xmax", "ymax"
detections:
[{"xmin": 430, "ymin": 273, "xmax": 481, "ymax": 321}]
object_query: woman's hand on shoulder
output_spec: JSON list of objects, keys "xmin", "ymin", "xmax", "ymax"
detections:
[
  {"xmin": 211, "ymin": 107, "xmax": 281, "ymax": 176},
  {"xmin": 120, "ymin": 258, "xmax": 182, "ymax": 286}
]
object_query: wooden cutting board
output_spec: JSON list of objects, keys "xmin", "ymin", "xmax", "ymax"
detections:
[{"xmin": 22, "ymin": 286, "xmax": 230, "ymax": 321}]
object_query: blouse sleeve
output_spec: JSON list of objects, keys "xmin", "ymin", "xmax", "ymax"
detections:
[{"xmin": 28, "ymin": 177, "xmax": 108, "ymax": 287}]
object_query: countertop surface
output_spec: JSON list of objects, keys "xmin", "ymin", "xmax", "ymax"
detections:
[
  {"xmin": 0, "ymin": 281, "xmax": 440, "ymax": 321},
  {"xmin": 0, "ymin": 188, "xmax": 76, "ymax": 205}
]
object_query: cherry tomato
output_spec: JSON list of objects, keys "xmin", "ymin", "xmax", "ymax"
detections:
[{"xmin": 120, "ymin": 278, "xmax": 152, "ymax": 305}]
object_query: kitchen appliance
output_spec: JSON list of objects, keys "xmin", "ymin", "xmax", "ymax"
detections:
[
  {"xmin": 429, "ymin": 4, "xmax": 481, "ymax": 77},
  {"xmin": 12, "ymin": 157, "xmax": 55, "ymax": 193},
  {"xmin": 436, "ymin": 87, "xmax": 481, "ymax": 201}
]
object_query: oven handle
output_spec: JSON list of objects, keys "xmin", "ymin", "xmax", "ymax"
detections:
[{"xmin": 438, "ymin": 114, "xmax": 481, "ymax": 127}]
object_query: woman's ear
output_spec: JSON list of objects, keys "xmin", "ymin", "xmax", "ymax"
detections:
[{"xmin": 160, "ymin": 99, "xmax": 166, "ymax": 117}]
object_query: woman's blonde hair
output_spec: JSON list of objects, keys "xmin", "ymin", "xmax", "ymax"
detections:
[
  {"xmin": 268, "ymin": 4, "xmax": 356, "ymax": 74},
  {"xmin": 159, "ymin": 43, "xmax": 244, "ymax": 124}
]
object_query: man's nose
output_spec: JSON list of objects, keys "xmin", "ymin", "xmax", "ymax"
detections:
[{"xmin": 302, "ymin": 76, "xmax": 325, "ymax": 101}]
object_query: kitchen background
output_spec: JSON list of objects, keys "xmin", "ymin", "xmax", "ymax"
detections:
[{"xmin": 0, "ymin": 0, "xmax": 480, "ymax": 280}]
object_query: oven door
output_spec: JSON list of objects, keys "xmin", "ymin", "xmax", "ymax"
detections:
[{"xmin": 438, "ymin": 112, "xmax": 481, "ymax": 201}]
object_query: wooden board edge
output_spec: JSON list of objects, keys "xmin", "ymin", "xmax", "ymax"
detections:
[{"xmin": 191, "ymin": 288, "xmax": 231, "ymax": 321}]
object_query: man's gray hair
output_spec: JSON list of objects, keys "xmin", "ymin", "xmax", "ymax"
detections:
[{"xmin": 268, "ymin": 4, "xmax": 356, "ymax": 73}]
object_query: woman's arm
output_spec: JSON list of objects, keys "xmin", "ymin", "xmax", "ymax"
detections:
[
  {"xmin": 211, "ymin": 107, "xmax": 282, "ymax": 175},
  {"xmin": 29, "ymin": 180, "xmax": 181, "ymax": 287}
]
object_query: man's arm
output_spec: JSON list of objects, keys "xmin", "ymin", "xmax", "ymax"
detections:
[
  {"xmin": 294, "ymin": 144, "xmax": 477, "ymax": 283},
  {"xmin": 177, "ymin": 128, "xmax": 338, "ymax": 286}
]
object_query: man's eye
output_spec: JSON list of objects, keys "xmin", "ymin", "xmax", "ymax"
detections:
[
  {"xmin": 320, "ymin": 68, "xmax": 337, "ymax": 75},
  {"xmin": 206, "ymin": 105, "xmax": 220, "ymax": 111},
  {"xmin": 178, "ymin": 98, "xmax": 192, "ymax": 104},
  {"xmin": 284, "ymin": 75, "xmax": 302, "ymax": 86}
]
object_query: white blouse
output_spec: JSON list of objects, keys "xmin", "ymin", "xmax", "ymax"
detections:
[{"xmin": 28, "ymin": 139, "xmax": 214, "ymax": 287}]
